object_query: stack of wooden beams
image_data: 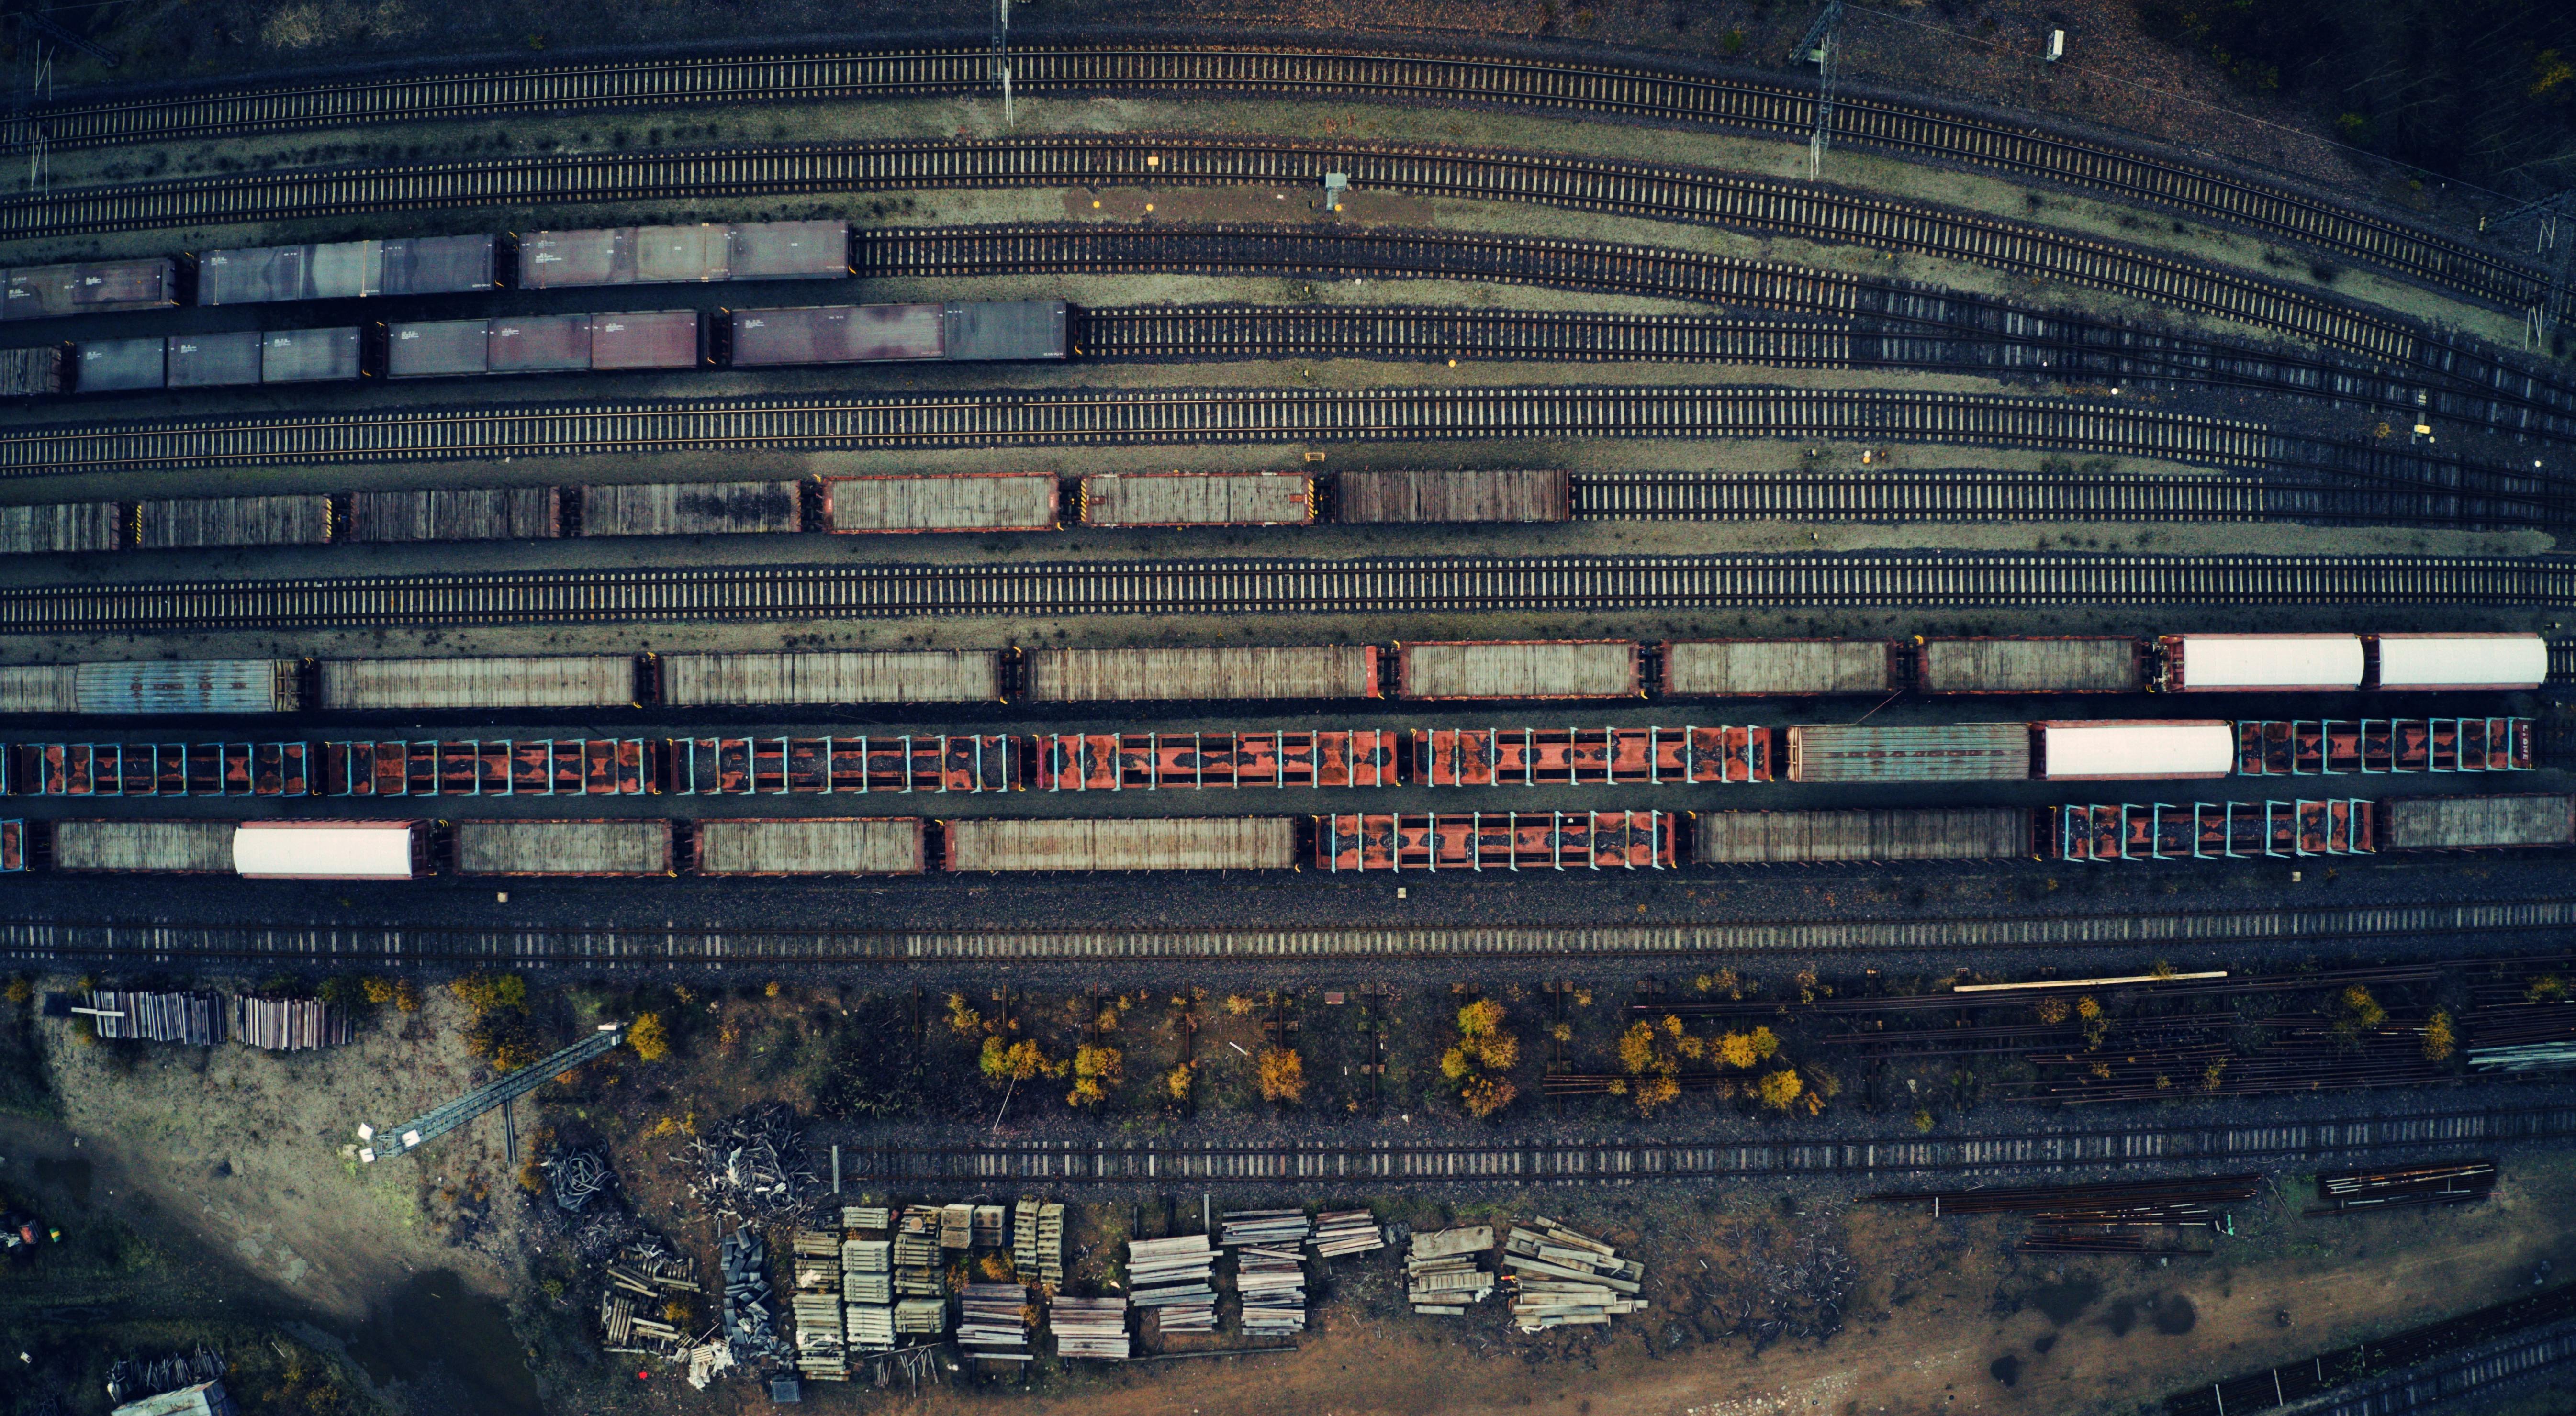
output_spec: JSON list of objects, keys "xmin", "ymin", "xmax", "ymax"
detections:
[
  {"xmin": 234, "ymin": 996, "xmax": 351, "ymax": 1050},
  {"xmin": 894, "ymin": 1297, "xmax": 949, "ymax": 1336},
  {"xmin": 1127, "ymin": 1234, "xmax": 1217, "ymax": 1333},
  {"xmin": 939, "ymin": 1204, "xmax": 974, "ymax": 1252},
  {"xmin": 844, "ymin": 1302, "xmax": 896, "ymax": 1353},
  {"xmin": 958, "ymin": 1283, "xmax": 1032, "ymax": 1360},
  {"xmin": 893, "ymin": 1213, "xmax": 942, "ymax": 1297},
  {"xmin": 1504, "ymin": 1221, "xmax": 1647, "ymax": 1331},
  {"xmin": 1013, "ymin": 1198, "xmax": 1066, "ymax": 1289},
  {"xmin": 973, "ymin": 1204, "xmax": 1006, "ymax": 1249},
  {"xmin": 601, "ymin": 1240, "xmax": 700, "ymax": 1356},
  {"xmin": 1220, "ymin": 1209, "xmax": 1312, "ymax": 1249},
  {"xmin": 791, "ymin": 1292, "xmax": 847, "ymax": 1380},
  {"xmin": 1050, "ymin": 1296, "xmax": 1131, "ymax": 1359},
  {"xmin": 1407, "ymin": 1226, "xmax": 1496, "ymax": 1313},
  {"xmin": 1236, "ymin": 1249, "xmax": 1308, "ymax": 1336},
  {"xmin": 1308, "ymin": 1210, "xmax": 1385, "ymax": 1260}
]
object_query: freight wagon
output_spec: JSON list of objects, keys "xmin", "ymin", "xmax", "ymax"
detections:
[
  {"xmin": 1396, "ymin": 641, "xmax": 1642, "ymax": 700},
  {"xmin": 2365, "ymin": 633, "xmax": 2552, "ymax": 691},
  {"xmin": 656, "ymin": 650, "xmax": 1005, "ymax": 706},
  {"xmin": 1033, "ymin": 731, "xmax": 1397, "ymax": 791},
  {"xmin": 0, "ymin": 502, "xmax": 117, "ymax": 555},
  {"xmin": 8, "ymin": 740, "xmax": 312, "ymax": 797},
  {"xmin": 387, "ymin": 311, "xmax": 704, "ymax": 377},
  {"xmin": 1332, "ymin": 469, "xmax": 1571, "ymax": 524},
  {"xmin": 1411, "ymin": 726, "xmax": 1770, "ymax": 786},
  {"xmin": 1077, "ymin": 472, "xmax": 1313, "ymax": 528},
  {"xmin": 1659, "ymin": 640, "xmax": 1897, "ymax": 698},
  {"xmin": 719, "ymin": 300, "xmax": 1069, "ymax": 365},
  {"xmin": 942, "ymin": 817, "xmax": 1300, "ymax": 871},
  {"xmin": 1693, "ymin": 808, "xmax": 2030, "ymax": 864},
  {"xmin": 2232, "ymin": 718, "xmax": 2534, "ymax": 775},
  {"xmin": 578, "ymin": 481, "xmax": 799, "ymax": 537},
  {"xmin": 67, "ymin": 329, "xmax": 365, "ymax": 392},
  {"xmin": 342, "ymin": 488, "xmax": 561, "ymax": 543},
  {"xmin": 520, "ymin": 221, "xmax": 849, "ymax": 288},
  {"xmin": 668, "ymin": 735, "xmax": 1014, "ymax": 794},
  {"xmin": 132, "ymin": 496, "xmax": 332, "ymax": 550},
  {"xmin": 2374, "ymin": 794, "xmax": 2575, "ymax": 851},
  {"xmin": 198, "ymin": 235, "xmax": 497, "ymax": 305},
  {"xmin": 0, "ymin": 660, "xmax": 301, "ymax": 715},
  {"xmin": 1917, "ymin": 637, "xmax": 2139, "ymax": 694},
  {"xmin": 32, "ymin": 818, "xmax": 430, "ymax": 877},
  {"xmin": 819, "ymin": 473, "xmax": 1061, "ymax": 534},
  {"xmin": 1023, "ymin": 647, "xmax": 1381, "ymax": 702},
  {"xmin": 1317, "ymin": 811, "xmax": 1677, "ymax": 870},
  {"xmin": 691, "ymin": 817, "xmax": 926, "ymax": 876},
  {"xmin": 2154, "ymin": 634, "xmax": 2365, "ymax": 692},
  {"xmin": 2053, "ymin": 799, "xmax": 2371, "ymax": 860},
  {"xmin": 449, "ymin": 818, "xmax": 674, "ymax": 875},
  {"xmin": 319, "ymin": 739, "xmax": 653, "ymax": 797},
  {"xmin": 315, "ymin": 656, "xmax": 642, "ymax": 712},
  {"xmin": 2, "ymin": 258, "xmax": 183, "ymax": 319}
]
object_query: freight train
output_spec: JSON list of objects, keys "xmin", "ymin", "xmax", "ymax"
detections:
[
  {"xmin": 0, "ymin": 634, "xmax": 2546, "ymax": 719},
  {"xmin": 0, "ymin": 471, "xmax": 1574, "ymax": 557},
  {"xmin": 2, "ymin": 794, "xmax": 2566, "ymax": 879}
]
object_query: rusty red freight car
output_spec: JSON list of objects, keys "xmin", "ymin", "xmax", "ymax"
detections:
[
  {"xmin": 1410, "ymin": 725, "xmax": 1771, "ymax": 786},
  {"xmin": 2053, "ymin": 799, "xmax": 2373, "ymax": 861},
  {"xmin": 667, "ymin": 735, "xmax": 1014, "ymax": 794},
  {"xmin": 319, "ymin": 739, "xmax": 652, "ymax": 797},
  {"xmin": 1316, "ymin": 811, "xmax": 1677, "ymax": 870},
  {"xmin": 2234, "ymin": 718, "xmax": 2533, "ymax": 776},
  {"xmin": 1033, "ymin": 730, "xmax": 1396, "ymax": 791},
  {"xmin": 15, "ymin": 740, "xmax": 308, "ymax": 797}
]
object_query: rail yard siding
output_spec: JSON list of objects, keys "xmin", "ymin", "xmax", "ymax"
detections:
[
  {"xmin": 317, "ymin": 656, "xmax": 636, "ymax": 711},
  {"xmin": 1659, "ymin": 639, "xmax": 1893, "ymax": 697},
  {"xmin": 1918, "ymin": 637, "xmax": 2139, "ymax": 694},
  {"xmin": 1399, "ymin": 641, "xmax": 1640, "ymax": 700},
  {"xmin": 346, "ymin": 487, "xmax": 560, "ymax": 542},
  {"xmin": 1024, "ymin": 646, "xmax": 1380, "ymax": 702},
  {"xmin": 694, "ymin": 817, "xmax": 925, "ymax": 876},
  {"xmin": 1333, "ymin": 469, "xmax": 1572, "ymax": 524},
  {"xmin": 2380, "ymin": 795, "xmax": 2576, "ymax": 851},
  {"xmin": 823, "ymin": 473, "xmax": 1060, "ymax": 533},
  {"xmin": 1078, "ymin": 472, "xmax": 1312, "ymax": 527},
  {"xmin": 54, "ymin": 819, "xmax": 234, "ymax": 872},
  {"xmin": 582, "ymin": 480, "xmax": 800, "ymax": 537},
  {"xmin": 2, "ymin": 259, "xmax": 178, "ymax": 318},
  {"xmin": 944, "ymin": 817, "xmax": 1299, "ymax": 872},
  {"xmin": 2162, "ymin": 634, "xmax": 2365, "ymax": 691},
  {"xmin": 2372, "ymin": 633, "xmax": 2549, "ymax": 691},
  {"xmin": 0, "ymin": 502, "xmax": 116, "ymax": 555},
  {"xmin": 728, "ymin": 304, "xmax": 944, "ymax": 365},
  {"xmin": 659, "ymin": 650, "xmax": 1001, "ymax": 705},
  {"xmin": 453, "ymin": 818, "xmax": 672, "ymax": 875},
  {"xmin": 1785, "ymin": 723, "xmax": 2029, "ymax": 783},
  {"xmin": 1696, "ymin": 808, "xmax": 2030, "ymax": 863},
  {"xmin": 133, "ymin": 495, "xmax": 330, "ymax": 549},
  {"xmin": 2035, "ymin": 721, "xmax": 2236, "ymax": 780}
]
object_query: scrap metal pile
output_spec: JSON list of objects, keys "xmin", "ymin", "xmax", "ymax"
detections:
[
  {"xmin": 2310, "ymin": 1160, "xmax": 2498, "ymax": 1215},
  {"xmin": 687, "ymin": 1104, "xmax": 818, "ymax": 1221},
  {"xmin": 1504, "ymin": 1220, "xmax": 1649, "ymax": 1331},
  {"xmin": 545, "ymin": 1149, "xmax": 613, "ymax": 1214},
  {"xmin": 720, "ymin": 1225, "xmax": 792, "ymax": 1366},
  {"xmin": 104, "ymin": 1349, "xmax": 225, "ymax": 1404}
]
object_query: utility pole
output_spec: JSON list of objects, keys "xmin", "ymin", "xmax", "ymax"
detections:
[
  {"xmin": 1794, "ymin": 0, "xmax": 1845, "ymax": 180},
  {"xmin": 2485, "ymin": 192, "xmax": 2575, "ymax": 354},
  {"xmin": 993, "ymin": 0, "xmax": 1013, "ymax": 129}
]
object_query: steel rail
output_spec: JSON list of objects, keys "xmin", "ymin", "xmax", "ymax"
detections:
[
  {"xmin": 5, "ymin": 897, "xmax": 2575, "ymax": 968},
  {"xmin": 0, "ymin": 135, "xmax": 2477, "ymax": 374},
  {"xmin": 829, "ymin": 1103, "xmax": 2576, "ymax": 1182},
  {"xmin": 876, "ymin": 224, "xmax": 2576, "ymax": 445},
  {"xmin": 0, "ymin": 42, "xmax": 2536, "ymax": 311},
  {"xmin": 2, "ymin": 552, "xmax": 2570, "ymax": 634}
]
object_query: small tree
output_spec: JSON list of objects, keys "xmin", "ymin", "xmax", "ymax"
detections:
[
  {"xmin": 1757, "ymin": 1069, "xmax": 1804, "ymax": 1111},
  {"xmin": 1615, "ymin": 1015, "xmax": 1703, "ymax": 1116},
  {"xmin": 1067, "ymin": 1044, "xmax": 1122, "ymax": 1107},
  {"xmin": 980, "ymin": 1037, "xmax": 1059, "ymax": 1087},
  {"xmin": 1254, "ymin": 1047, "xmax": 1306, "ymax": 1104},
  {"xmin": 627, "ymin": 1012, "xmax": 670, "ymax": 1062},
  {"xmin": 2421, "ymin": 1009, "xmax": 2456, "ymax": 1062},
  {"xmin": 1440, "ymin": 1000, "xmax": 1521, "ymax": 1119},
  {"xmin": 1164, "ymin": 1063, "xmax": 1194, "ymax": 1101},
  {"xmin": 1714, "ymin": 1026, "xmax": 1779, "ymax": 1071}
]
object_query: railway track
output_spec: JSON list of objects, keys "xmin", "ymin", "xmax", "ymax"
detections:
[
  {"xmin": 0, "ymin": 41, "xmax": 2538, "ymax": 312},
  {"xmin": 890, "ymin": 224, "xmax": 2576, "ymax": 447},
  {"xmin": 825, "ymin": 1104, "xmax": 2576, "ymax": 1182},
  {"xmin": 0, "ymin": 135, "xmax": 2489, "ymax": 377},
  {"xmin": 7, "ymin": 897, "xmax": 2574, "ymax": 968},
  {"xmin": 7, "ymin": 552, "xmax": 2575, "ymax": 633}
]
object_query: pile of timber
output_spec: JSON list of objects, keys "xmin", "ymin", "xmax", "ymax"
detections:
[
  {"xmin": 1015, "ymin": 1197, "xmax": 1065, "ymax": 1288},
  {"xmin": 959, "ymin": 1282, "xmax": 1032, "ymax": 1360},
  {"xmin": 973, "ymin": 1204, "xmax": 1006, "ymax": 1249},
  {"xmin": 1407, "ymin": 1226, "xmax": 1497, "ymax": 1313},
  {"xmin": 234, "ymin": 995, "xmax": 352, "ymax": 1050},
  {"xmin": 892, "ymin": 1211, "xmax": 943, "ymax": 1297},
  {"xmin": 940, "ymin": 1203, "xmax": 974, "ymax": 1251},
  {"xmin": 894, "ymin": 1297, "xmax": 949, "ymax": 1336},
  {"xmin": 1236, "ymin": 1248, "xmax": 1308, "ymax": 1336},
  {"xmin": 1051, "ymin": 1296, "xmax": 1131, "ymax": 1359},
  {"xmin": 601, "ymin": 1239, "xmax": 701, "ymax": 1357},
  {"xmin": 2311, "ymin": 1160, "xmax": 2498, "ymax": 1215},
  {"xmin": 1220, "ymin": 1208, "xmax": 1312, "ymax": 1248},
  {"xmin": 789, "ymin": 1230, "xmax": 846, "ymax": 1380},
  {"xmin": 1308, "ymin": 1210, "xmax": 1386, "ymax": 1260},
  {"xmin": 1504, "ymin": 1221, "xmax": 1647, "ymax": 1331},
  {"xmin": 1127, "ymin": 1233, "xmax": 1217, "ymax": 1332},
  {"xmin": 82, "ymin": 990, "xmax": 224, "ymax": 1045}
]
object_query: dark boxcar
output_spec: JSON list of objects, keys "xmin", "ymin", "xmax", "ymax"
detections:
[
  {"xmin": 487, "ymin": 314, "xmax": 592, "ymax": 374},
  {"xmin": 166, "ymin": 331, "xmax": 265, "ymax": 388},
  {"xmin": 198, "ymin": 244, "xmax": 315, "ymax": 305},
  {"xmin": 381, "ymin": 234, "xmax": 498, "ymax": 295},
  {"xmin": 261, "ymin": 328, "xmax": 363, "ymax": 384},
  {"xmin": 727, "ymin": 304, "xmax": 944, "ymax": 366},
  {"xmin": 728, "ymin": 220, "xmax": 850, "ymax": 279},
  {"xmin": 386, "ymin": 319, "xmax": 491, "ymax": 378},
  {"xmin": 4, "ymin": 259, "xmax": 182, "ymax": 319},
  {"xmin": 518, "ymin": 228, "xmax": 629, "ymax": 289},
  {"xmin": 73, "ymin": 337, "xmax": 166, "ymax": 392},
  {"xmin": 590, "ymin": 310, "xmax": 702, "ymax": 370},
  {"xmin": 1333, "ymin": 468, "xmax": 1571, "ymax": 524},
  {"xmin": 943, "ymin": 300, "xmax": 1070, "ymax": 362}
]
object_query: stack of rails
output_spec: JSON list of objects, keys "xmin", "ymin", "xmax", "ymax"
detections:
[
  {"xmin": 894, "ymin": 1297, "xmax": 949, "ymax": 1338},
  {"xmin": 1317, "ymin": 811, "xmax": 1678, "ymax": 871},
  {"xmin": 892, "ymin": 1212, "xmax": 942, "ymax": 1298},
  {"xmin": 790, "ymin": 1230, "xmax": 848, "ymax": 1382},
  {"xmin": 232, "ymin": 996, "xmax": 350, "ymax": 1050},
  {"xmin": 1234, "ymin": 1249, "xmax": 1309, "ymax": 1337},
  {"xmin": 840, "ymin": 1237, "xmax": 894, "ymax": 1350},
  {"xmin": 957, "ymin": 1283, "xmax": 1033, "ymax": 1361},
  {"xmin": 1050, "ymin": 1297, "xmax": 1131, "ymax": 1360},
  {"xmin": 2465, "ymin": 973, "xmax": 2576, "ymax": 1072},
  {"xmin": 1503, "ymin": 1221, "xmax": 1646, "ymax": 1331},
  {"xmin": 1125, "ymin": 1234, "xmax": 1218, "ymax": 1333},
  {"xmin": 1406, "ymin": 1227, "xmax": 1497, "ymax": 1315},
  {"xmin": 1033, "ymin": 730, "xmax": 1395, "ymax": 790},
  {"xmin": 80, "ymin": 989, "xmax": 224, "ymax": 1044},
  {"xmin": 2309, "ymin": 1161, "xmax": 2498, "ymax": 1215},
  {"xmin": 1308, "ymin": 1211, "xmax": 1386, "ymax": 1260},
  {"xmin": 1869, "ymin": 1176, "xmax": 2260, "ymax": 1255},
  {"xmin": 1013, "ymin": 1198, "xmax": 1065, "ymax": 1290}
]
